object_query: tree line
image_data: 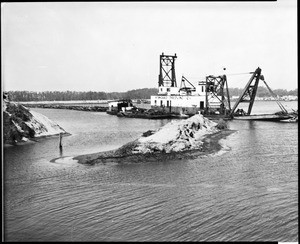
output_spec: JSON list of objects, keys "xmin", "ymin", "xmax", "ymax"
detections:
[
  {"xmin": 229, "ymin": 87, "xmax": 297, "ymax": 98},
  {"xmin": 5, "ymin": 87, "xmax": 298, "ymax": 102},
  {"xmin": 6, "ymin": 88, "xmax": 158, "ymax": 102}
]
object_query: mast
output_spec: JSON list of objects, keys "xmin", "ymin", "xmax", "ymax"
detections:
[{"xmin": 158, "ymin": 53, "xmax": 177, "ymax": 87}]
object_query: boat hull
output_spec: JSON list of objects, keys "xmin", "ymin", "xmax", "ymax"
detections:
[
  {"xmin": 233, "ymin": 114, "xmax": 293, "ymax": 121},
  {"xmin": 117, "ymin": 113, "xmax": 173, "ymax": 119}
]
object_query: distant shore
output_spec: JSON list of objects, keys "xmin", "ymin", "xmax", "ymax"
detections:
[
  {"xmin": 71, "ymin": 129, "xmax": 236, "ymax": 165},
  {"xmin": 23, "ymin": 103, "xmax": 108, "ymax": 112}
]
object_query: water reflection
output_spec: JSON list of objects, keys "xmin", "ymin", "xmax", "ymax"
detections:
[
  {"xmin": 59, "ymin": 133, "xmax": 64, "ymax": 157},
  {"xmin": 4, "ymin": 107, "xmax": 298, "ymax": 242},
  {"xmin": 59, "ymin": 146, "xmax": 63, "ymax": 157},
  {"xmin": 248, "ymin": 120, "xmax": 256, "ymax": 130}
]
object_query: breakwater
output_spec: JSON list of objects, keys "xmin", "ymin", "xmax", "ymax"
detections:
[{"xmin": 23, "ymin": 103, "xmax": 108, "ymax": 112}]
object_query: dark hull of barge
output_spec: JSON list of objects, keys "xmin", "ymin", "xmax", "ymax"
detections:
[
  {"xmin": 233, "ymin": 114, "xmax": 293, "ymax": 121},
  {"xmin": 116, "ymin": 111, "xmax": 188, "ymax": 119}
]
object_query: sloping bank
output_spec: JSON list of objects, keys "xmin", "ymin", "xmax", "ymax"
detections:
[
  {"xmin": 73, "ymin": 114, "xmax": 235, "ymax": 165},
  {"xmin": 3, "ymin": 98, "xmax": 67, "ymax": 145}
]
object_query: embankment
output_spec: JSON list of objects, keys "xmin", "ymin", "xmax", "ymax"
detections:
[
  {"xmin": 23, "ymin": 103, "xmax": 108, "ymax": 112},
  {"xmin": 3, "ymin": 98, "xmax": 67, "ymax": 145}
]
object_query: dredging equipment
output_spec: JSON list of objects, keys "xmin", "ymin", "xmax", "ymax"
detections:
[
  {"xmin": 230, "ymin": 67, "xmax": 294, "ymax": 121},
  {"xmin": 107, "ymin": 53, "xmax": 295, "ymax": 122},
  {"xmin": 151, "ymin": 53, "xmax": 231, "ymax": 119}
]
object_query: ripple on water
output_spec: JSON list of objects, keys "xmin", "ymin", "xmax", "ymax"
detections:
[
  {"xmin": 4, "ymin": 107, "xmax": 298, "ymax": 242},
  {"xmin": 50, "ymin": 156, "xmax": 78, "ymax": 165}
]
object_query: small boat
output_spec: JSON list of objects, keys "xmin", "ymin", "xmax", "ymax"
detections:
[
  {"xmin": 280, "ymin": 110, "xmax": 298, "ymax": 122},
  {"xmin": 233, "ymin": 113, "xmax": 293, "ymax": 121},
  {"xmin": 280, "ymin": 117, "xmax": 298, "ymax": 123},
  {"xmin": 106, "ymin": 99, "xmax": 134, "ymax": 115}
]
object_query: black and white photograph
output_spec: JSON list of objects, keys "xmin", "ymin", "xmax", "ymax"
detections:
[{"xmin": 2, "ymin": 1, "xmax": 298, "ymax": 242}]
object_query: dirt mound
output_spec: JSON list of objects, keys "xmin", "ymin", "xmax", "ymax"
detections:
[{"xmin": 131, "ymin": 114, "xmax": 219, "ymax": 154}]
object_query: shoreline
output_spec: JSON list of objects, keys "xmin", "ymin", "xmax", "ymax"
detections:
[
  {"xmin": 25, "ymin": 104, "xmax": 108, "ymax": 112},
  {"xmin": 4, "ymin": 132, "xmax": 71, "ymax": 147},
  {"xmin": 72, "ymin": 129, "xmax": 236, "ymax": 165}
]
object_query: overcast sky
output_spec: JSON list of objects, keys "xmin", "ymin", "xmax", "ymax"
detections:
[{"xmin": 1, "ymin": 1, "xmax": 297, "ymax": 92}]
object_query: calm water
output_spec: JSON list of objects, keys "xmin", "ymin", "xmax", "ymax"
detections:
[{"xmin": 3, "ymin": 101, "xmax": 298, "ymax": 242}]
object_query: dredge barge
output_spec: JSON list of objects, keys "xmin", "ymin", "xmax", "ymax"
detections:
[
  {"xmin": 150, "ymin": 53, "xmax": 295, "ymax": 121},
  {"xmin": 111, "ymin": 53, "xmax": 232, "ymax": 120},
  {"xmin": 107, "ymin": 53, "xmax": 296, "ymax": 122}
]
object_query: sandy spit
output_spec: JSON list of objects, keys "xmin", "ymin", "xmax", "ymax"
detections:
[{"xmin": 72, "ymin": 129, "xmax": 236, "ymax": 165}]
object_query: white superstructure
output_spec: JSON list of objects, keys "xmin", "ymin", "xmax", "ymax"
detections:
[
  {"xmin": 150, "ymin": 53, "xmax": 229, "ymax": 116},
  {"xmin": 151, "ymin": 79, "xmax": 223, "ymax": 115}
]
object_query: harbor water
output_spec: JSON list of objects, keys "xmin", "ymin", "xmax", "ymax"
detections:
[{"xmin": 3, "ymin": 101, "xmax": 298, "ymax": 241}]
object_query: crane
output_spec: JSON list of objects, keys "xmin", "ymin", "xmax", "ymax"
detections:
[{"xmin": 229, "ymin": 67, "xmax": 288, "ymax": 117}]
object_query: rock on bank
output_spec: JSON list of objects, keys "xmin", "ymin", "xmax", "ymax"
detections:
[{"xmin": 3, "ymin": 97, "xmax": 66, "ymax": 145}]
